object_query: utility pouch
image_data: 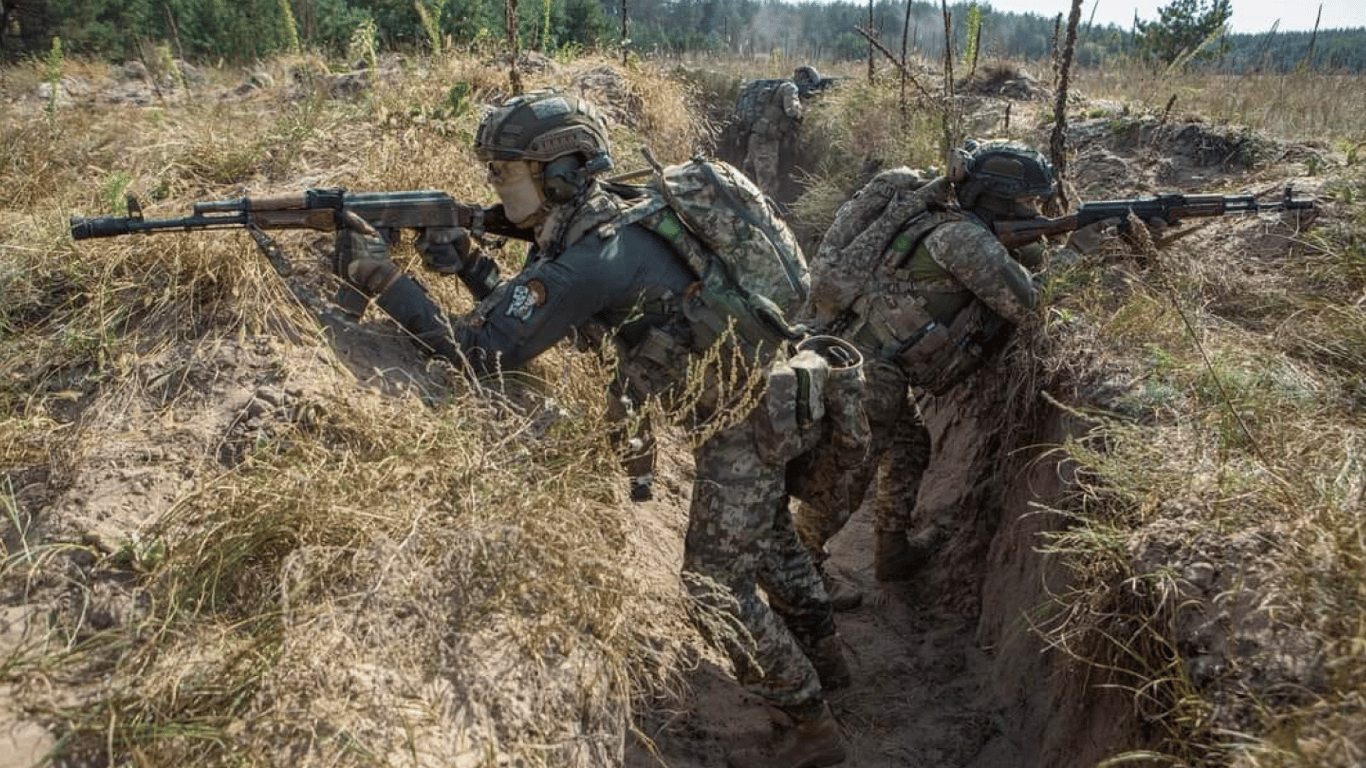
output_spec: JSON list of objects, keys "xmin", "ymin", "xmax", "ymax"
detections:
[
  {"xmin": 755, "ymin": 346, "xmax": 826, "ymax": 465},
  {"xmin": 906, "ymin": 301, "xmax": 1010, "ymax": 395},
  {"xmin": 755, "ymin": 334, "xmax": 869, "ymax": 467},
  {"xmin": 783, "ymin": 335, "xmax": 872, "ymax": 515},
  {"xmin": 621, "ymin": 326, "xmax": 690, "ymax": 401},
  {"xmin": 894, "ymin": 320, "xmax": 954, "ymax": 386},
  {"xmin": 923, "ymin": 301, "xmax": 1010, "ymax": 394},
  {"xmin": 797, "ymin": 335, "xmax": 871, "ymax": 470}
]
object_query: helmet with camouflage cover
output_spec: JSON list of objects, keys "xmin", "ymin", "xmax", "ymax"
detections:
[
  {"xmin": 793, "ymin": 65, "xmax": 822, "ymax": 96},
  {"xmin": 475, "ymin": 90, "xmax": 611, "ymax": 164},
  {"xmin": 950, "ymin": 139, "xmax": 1055, "ymax": 219},
  {"xmin": 475, "ymin": 90, "xmax": 614, "ymax": 203}
]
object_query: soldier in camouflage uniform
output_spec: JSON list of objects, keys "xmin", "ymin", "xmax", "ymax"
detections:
[
  {"xmin": 334, "ymin": 90, "xmax": 851, "ymax": 768},
  {"xmin": 727, "ymin": 65, "xmax": 823, "ymax": 201},
  {"xmin": 796, "ymin": 141, "xmax": 1094, "ymax": 587}
]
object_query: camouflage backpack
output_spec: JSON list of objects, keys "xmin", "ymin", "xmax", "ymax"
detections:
[
  {"xmin": 609, "ymin": 152, "xmax": 810, "ymax": 350},
  {"xmin": 733, "ymin": 79, "xmax": 787, "ymax": 124},
  {"xmin": 807, "ymin": 169, "xmax": 960, "ymax": 327},
  {"xmin": 717, "ymin": 79, "xmax": 792, "ymax": 163}
]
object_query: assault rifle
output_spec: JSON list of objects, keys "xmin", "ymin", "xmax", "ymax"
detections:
[
  {"xmin": 70, "ymin": 188, "xmax": 532, "ymax": 245},
  {"xmin": 71, "ymin": 188, "xmax": 533, "ymax": 319},
  {"xmin": 991, "ymin": 185, "xmax": 1315, "ymax": 249}
]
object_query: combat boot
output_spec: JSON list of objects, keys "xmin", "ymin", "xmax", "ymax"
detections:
[
  {"xmin": 873, "ymin": 527, "xmax": 944, "ymax": 582},
  {"xmin": 809, "ymin": 633, "xmax": 851, "ymax": 691},
  {"xmin": 727, "ymin": 699, "xmax": 846, "ymax": 768}
]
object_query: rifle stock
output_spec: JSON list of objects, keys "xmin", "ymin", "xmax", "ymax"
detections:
[
  {"xmin": 992, "ymin": 214, "xmax": 1082, "ymax": 249},
  {"xmin": 991, "ymin": 185, "xmax": 1314, "ymax": 249}
]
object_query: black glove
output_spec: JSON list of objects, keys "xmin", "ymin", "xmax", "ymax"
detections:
[
  {"xmin": 333, "ymin": 212, "xmax": 387, "ymax": 278},
  {"xmin": 414, "ymin": 226, "xmax": 474, "ymax": 275},
  {"xmin": 331, "ymin": 212, "xmax": 398, "ymax": 317},
  {"xmin": 417, "ymin": 226, "xmax": 503, "ymax": 301}
]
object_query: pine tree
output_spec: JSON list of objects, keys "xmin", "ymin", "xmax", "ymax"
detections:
[{"xmin": 1137, "ymin": 0, "xmax": 1232, "ymax": 66}]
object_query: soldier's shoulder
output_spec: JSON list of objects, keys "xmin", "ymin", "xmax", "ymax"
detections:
[{"xmin": 925, "ymin": 217, "xmax": 999, "ymax": 253}]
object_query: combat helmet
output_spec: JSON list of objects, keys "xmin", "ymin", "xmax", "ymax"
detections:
[
  {"xmin": 793, "ymin": 65, "xmax": 822, "ymax": 95},
  {"xmin": 949, "ymin": 140, "xmax": 1055, "ymax": 216},
  {"xmin": 475, "ymin": 90, "xmax": 614, "ymax": 202}
]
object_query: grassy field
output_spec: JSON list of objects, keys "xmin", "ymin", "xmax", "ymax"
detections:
[{"xmin": 1, "ymin": 45, "xmax": 1363, "ymax": 767}]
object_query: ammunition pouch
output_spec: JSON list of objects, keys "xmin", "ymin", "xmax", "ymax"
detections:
[
  {"xmin": 618, "ymin": 325, "xmax": 692, "ymax": 403},
  {"xmin": 887, "ymin": 301, "xmax": 1009, "ymax": 395},
  {"xmin": 920, "ymin": 300, "xmax": 1011, "ymax": 394}
]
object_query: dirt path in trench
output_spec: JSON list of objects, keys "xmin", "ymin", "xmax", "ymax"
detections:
[{"xmin": 625, "ymin": 472, "xmax": 1024, "ymax": 768}]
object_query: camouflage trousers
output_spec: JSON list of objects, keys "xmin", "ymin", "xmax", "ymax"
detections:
[
  {"xmin": 742, "ymin": 131, "xmax": 782, "ymax": 197},
  {"xmin": 794, "ymin": 358, "xmax": 932, "ymax": 556},
  {"xmin": 683, "ymin": 407, "xmax": 835, "ymax": 708}
]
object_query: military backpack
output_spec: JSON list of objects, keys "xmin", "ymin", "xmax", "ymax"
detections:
[
  {"xmin": 807, "ymin": 169, "xmax": 959, "ymax": 327},
  {"xmin": 809, "ymin": 167, "xmax": 1020, "ymax": 394},
  {"xmin": 608, "ymin": 151, "xmax": 810, "ymax": 352}
]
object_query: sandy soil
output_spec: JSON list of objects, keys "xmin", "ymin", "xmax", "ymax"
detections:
[{"xmin": 625, "ymin": 507, "xmax": 1023, "ymax": 768}]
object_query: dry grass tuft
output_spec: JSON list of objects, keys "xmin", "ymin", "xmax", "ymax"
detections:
[{"xmin": 1, "ymin": 50, "xmax": 711, "ymax": 768}]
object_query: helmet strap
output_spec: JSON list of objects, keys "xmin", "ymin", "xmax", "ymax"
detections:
[{"xmin": 535, "ymin": 181, "xmax": 597, "ymax": 258}]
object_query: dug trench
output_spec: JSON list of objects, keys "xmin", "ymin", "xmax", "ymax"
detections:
[
  {"xmin": 624, "ymin": 116, "xmax": 1331, "ymax": 768},
  {"xmin": 625, "ymin": 368, "xmax": 1147, "ymax": 768}
]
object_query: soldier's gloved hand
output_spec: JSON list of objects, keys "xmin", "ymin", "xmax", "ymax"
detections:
[
  {"xmin": 333, "ymin": 211, "xmax": 400, "ymax": 296},
  {"xmin": 1065, "ymin": 216, "xmax": 1123, "ymax": 255},
  {"xmin": 415, "ymin": 226, "xmax": 474, "ymax": 275}
]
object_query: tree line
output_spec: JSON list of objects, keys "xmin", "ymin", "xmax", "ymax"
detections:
[{"xmin": 2, "ymin": 0, "xmax": 1363, "ymax": 73}]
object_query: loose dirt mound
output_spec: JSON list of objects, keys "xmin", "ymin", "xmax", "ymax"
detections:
[
  {"xmin": 1065, "ymin": 115, "xmax": 1331, "ymax": 193},
  {"xmin": 958, "ymin": 65, "xmax": 1049, "ymax": 100}
]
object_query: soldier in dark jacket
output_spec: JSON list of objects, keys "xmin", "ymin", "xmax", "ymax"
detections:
[{"xmin": 334, "ymin": 90, "xmax": 853, "ymax": 768}]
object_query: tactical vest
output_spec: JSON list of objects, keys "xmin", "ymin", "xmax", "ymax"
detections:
[{"xmin": 812, "ymin": 172, "xmax": 1011, "ymax": 394}]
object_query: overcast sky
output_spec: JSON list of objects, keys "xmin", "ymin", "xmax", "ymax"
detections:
[{"xmin": 976, "ymin": 0, "xmax": 1365, "ymax": 34}]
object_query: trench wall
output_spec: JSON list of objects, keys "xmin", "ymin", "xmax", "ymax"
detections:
[{"xmin": 916, "ymin": 378, "xmax": 1153, "ymax": 766}]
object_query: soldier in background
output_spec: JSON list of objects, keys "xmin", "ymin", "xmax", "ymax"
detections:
[{"xmin": 722, "ymin": 65, "xmax": 826, "ymax": 207}]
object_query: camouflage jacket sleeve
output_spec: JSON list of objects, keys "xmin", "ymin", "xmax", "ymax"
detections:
[
  {"xmin": 922, "ymin": 220, "xmax": 1038, "ymax": 325},
  {"xmin": 779, "ymin": 81, "xmax": 803, "ymax": 121}
]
